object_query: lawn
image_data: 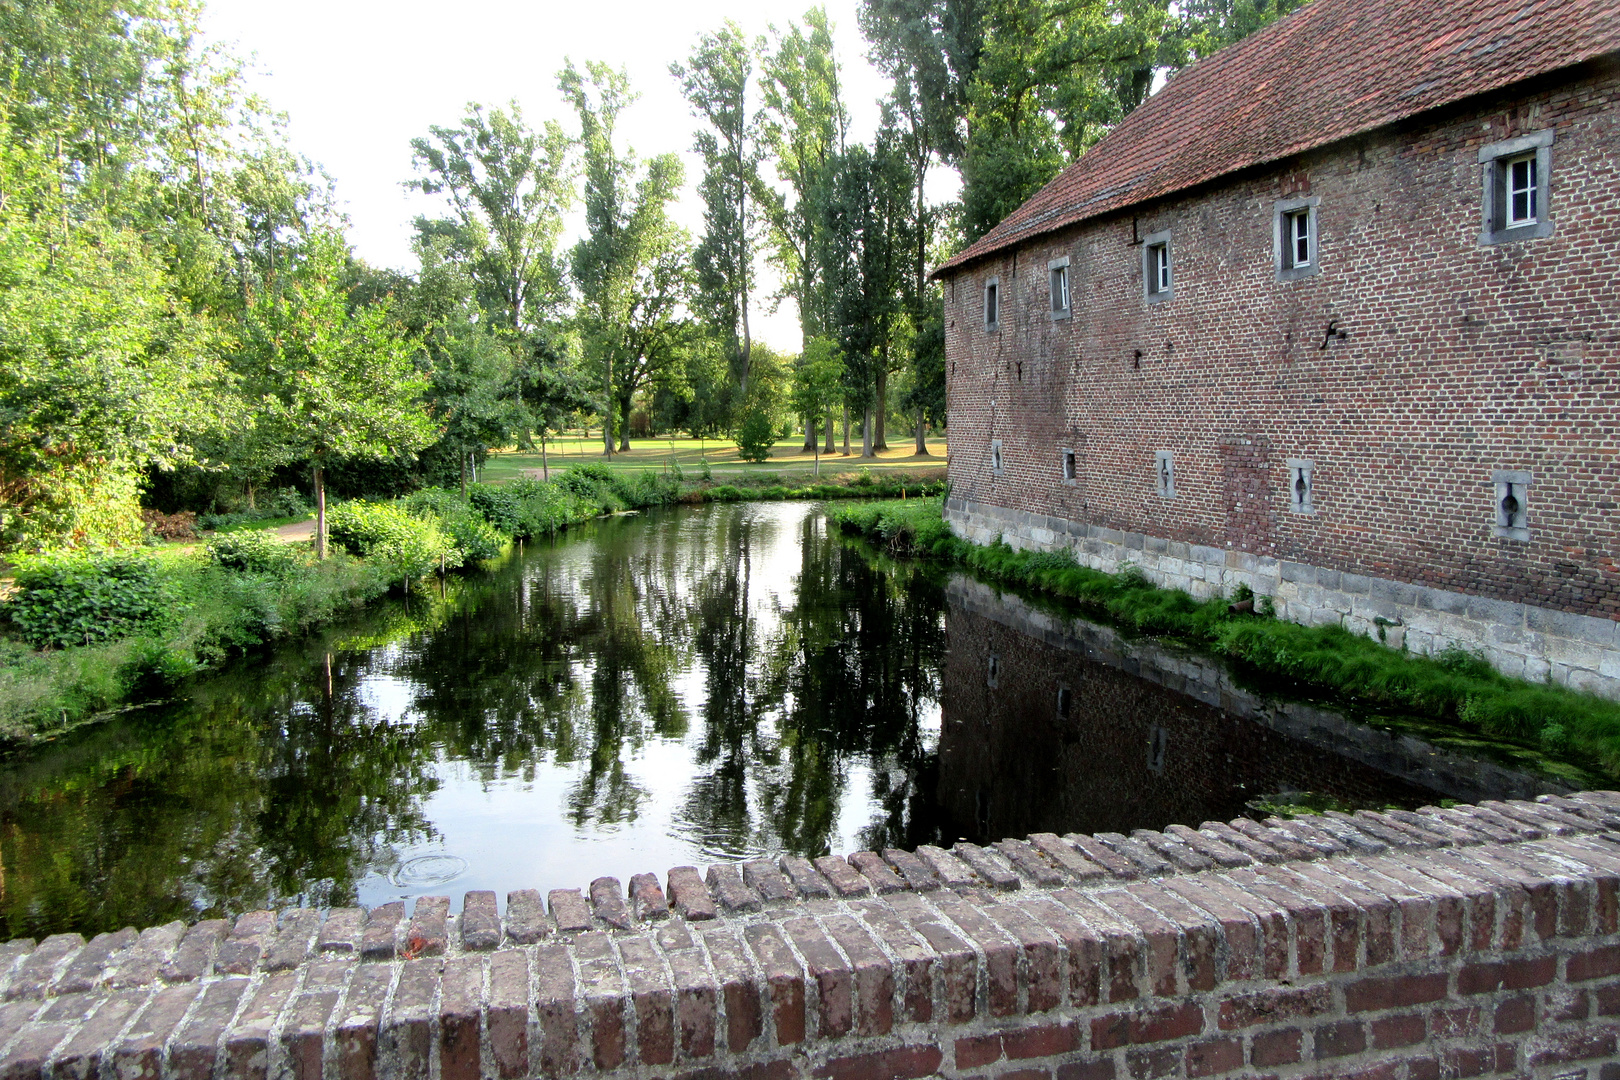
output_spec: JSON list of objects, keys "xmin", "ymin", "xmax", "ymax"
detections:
[{"xmin": 479, "ymin": 432, "xmax": 949, "ymax": 484}]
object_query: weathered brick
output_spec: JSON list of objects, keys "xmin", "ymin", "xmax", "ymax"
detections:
[
  {"xmin": 882, "ymin": 849, "xmax": 941, "ymax": 892},
  {"xmin": 53, "ymin": 928, "xmax": 136, "ymax": 995},
  {"xmin": 1016, "ymin": 894, "xmax": 1105, "ymax": 1007},
  {"xmin": 706, "ymin": 865, "xmax": 762, "ymax": 914},
  {"xmin": 742, "ymin": 923, "xmax": 804, "ymax": 1046},
  {"xmin": 823, "ymin": 915, "xmax": 894, "ymax": 1037},
  {"xmin": 629, "ymin": 874, "xmax": 670, "ymax": 922},
  {"xmin": 264, "ymin": 908, "xmax": 321, "ymax": 971},
  {"xmin": 852, "ymin": 901, "xmax": 934, "ymax": 1023},
  {"xmin": 8, "ymin": 935, "xmax": 85, "ymax": 1000},
  {"xmin": 439, "ymin": 956, "xmax": 483, "ymax": 1080},
  {"xmin": 1053, "ymin": 890, "xmax": 1147, "ymax": 1004},
  {"xmin": 550, "ymin": 889, "xmax": 594, "ymax": 934},
  {"xmin": 586, "ymin": 879, "xmax": 632, "ymax": 932},
  {"xmin": 955, "ymin": 1033, "xmax": 1001, "ymax": 1069},
  {"xmin": 1157, "ymin": 876, "xmax": 1261, "ymax": 982},
  {"xmin": 318, "ymin": 908, "xmax": 365, "ymax": 955},
  {"xmin": 666, "ymin": 942, "xmax": 717, "ymax": 1059},
  {"xmin": 1094, "ymin": 833, "xmax": 1173, "ymax": 876},
  {"xmin": 361, "ymin": 901, "xmax": 404, "ymax": 959},
  {"xmin": 892, "ymin": 895, "xmax": 976, "ymax": 1022},
  {"xmin": 701, "ymin": 929, "xmax": 762, "ymax": 1051},
  {"xmin": 507, "ymin": 889, "xmax": 552, "ymax": 943},
  {"xmin": 742, "ymin": 860, "xmax": 797, "ymax": 905},
  {"xmin": 1458, "ymin": 955, "xmax": 1557, "ymax": 994},
  {"xmin": 782, "ymin": 918, "xmax": 853, "ymax": 1038},
  {"xmin": 1218, "ymin": 984, "xmax": 1332, "ymax": 1030},
  {"xmin": 1088, "ymin": 889, "xmax": 1180, "ymax": 997},
  {"xmin": 1131, "ymin": 830, "xmax": 1214, "ymax": 873},
  {"xmin": 811, "ymin": 1044, "xmax": 943, "ymax": 1080},
  {"xmin": 779, "ymin": 856, "xmax": 833, "ymax": 899},
  {"xmin": 1198, "ymin": 821, "xmax": 1286, "ymax": 865},
  {"xmin": 334, "ymin": 964, "xmax": 393, "ymax": 1080},
  {"xmin": 1123, "ymin": 882, "xmax": 1220, "ymax": 992},
  {"xmin": 1345, "ymin": 973, "xmax": 1449, "ymax": 1013},
  {"xmin": 488, "ymin": 950, "xmax": 530, "ymax": 1079},
  {"xmin": 105, "ymin": 922, "xmax": 183, "ymax": 989},
  {"xmin": 1312, "ymin": 1018, "xmax": 1366, "ymax": 1059},
  {"xmin": 535, "ymin": 944, "xmax": 579, "ymax": 1077},
  {"xmin": 1091, "ymin": 1001, "xmax": 1202, "ymax": 1048},
  {"xmin": 996, "ymin": 839, "xmax": 1067, "ymax": 885},
  {"xmin": 812, "ymin": 856, "xmax": 872, "ymax": 898},
  {"xmin": 1570, "ymin": 943, "xmax": 1620, "ymax": 982},
  {"xmin": 667, "ymin": 868, "xmax": 719, "ymax": 921},
  {"xmin": 461, "ymin": 890, "xmax": 502, "ymax": 948},
  {"xmin": 952, "ymin": 842, "xmax": 1022, "ymax": 890},
  {"xmin": 56, "ymin": 990, "xmax": 148, "ymax": 1080},
  {"xmin": 382, "ymin": 958, "xmax": 441, "ymax": 1080},
  {"xmin": 1493, "ymin": 993, "xmax": 1535, "ymax": 1033},
  {"xmin": 1250, "ymin": 1028, "xmax": 1302, "ymax": 1067},
  {"xmin": 575, "ymin": 932, "xmax": 626, "ymax": 1070},
  {"xmin": 915, "ymin": 845, "xmax": 979, "ymax": 889},
  {"xmin": 931, "ymin": 893, "xmax": 1020, "ymax": 1016},
  {"xmin": 283, "ymin": 986, "xmax": 342, "ymax": 1080},
  {"xmin": 113, "ymin": 983, "xmax": 199, "ymax": 1080},
  {"xmin": 618, "ymin": 935, "xmax": 675, "ymax": 1065},
  {"xmin": 1184, "ymin": 1036, "xmax": 1242, "ymax": 1077},
  {"xmin": 1004, "ymin": 1021, "xmax": 1078, "ymax": 1059},
  {"xmin": 402, "ymin": 897, "xmax": 448, "ymax": 959},
  {"xmin": 1161, "ymin": 825, "xmax": 1251, "ymax": 869},
  {"xmin": 1369, "ymin": 1012, "xmax": 1427, "ymax": 1048}
]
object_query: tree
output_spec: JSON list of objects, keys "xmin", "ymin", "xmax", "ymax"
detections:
[
  {"xmin": 673, "ymin": 24, "xmax": 764, "ymax": 408},
  {"xmin": 407, "ymin": 102, "xmax": 574, "ymax": 334},
  {"xmin": 901, "ymin": 309, "xmax": 946, "ymax": 454},
  {"xmin": 563, "ymin": 62, "xmax": 694, "ymax": 455},
  {"xmin": 514, "ymin": 328, "xmax": 599, "ymax": 480},
  {"xmin": 238, "ymin": 233, "xmax": 434, "ymax": 557},
  {"xmin": 790, "ymin": 338, "xmax": 846, "ymax": 477}
]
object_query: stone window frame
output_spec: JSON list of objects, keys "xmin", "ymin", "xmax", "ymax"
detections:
[
  {"xmin": 1287, "ymin": 457, "xmax": 1315, "ymax": 514},
  {"xmin": 1060, "ymin": 447, "xmax": 1077, "ymax": 485},
  {"xmin": 1480, "ymin": 130, "xmax": 1554, "ymax": 245},
  {"xmin": 1273, "ymin": 196, "xmax": 1320, "ymax": 281},
  {"xmin": 1493, "ymin": 469, "xmax": 1531, "ymax": 542},
  {"xmin": 1048, "ymin": 256, "xmax": 1071, "ymax": 320},
  {"xmin": 1142, "ymin": 230, "xmax": 1173, "ymax": 303},
  {"xmin": 1154, "ymin": 449, "xmax": 1175, "ymax": 498},
  {"xmin": 991, "ymin": 438, "xmax": 1004, "ymax": 477},
  {"xmin": 984, "ymin": 275, "xmax": 1001, "ymax": 332}
]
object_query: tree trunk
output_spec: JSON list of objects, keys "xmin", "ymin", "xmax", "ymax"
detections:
[
  {"xmin": 824, "ymin": 411, "xmax": 835, "ymax": 454},
  {"xmin": 245, "ymin": 482, "xmax": 257, "ymax": 511},
  {"xmin": 813, "ymin": 442, "xmax": 820, "ymax": 477},
  {"xmin": 861, "ymin": 407, "xmax": 874, "ymax": 457},
  {"xmin": 914, "ymin": 409, "xmax": 929, "ymax": 456},
  {"xmin": 841, "ymin": 404, "xmax": 850, "ymax": 455},
  {"xmin": 618, "ymin": 392, "xmax": 632, "ymax": 452},
  {"xmin": 874, "ymin": 366, "xmax": 889, "ymax": 451},
  {"xmin": 541, "ymin": 434, "xmax": 550, "ymax": 480},
  {"xmin": 603, "ymin": 357, "xmax": 615, "ymax": 457},
  {"xmin": 313, "ymin": 464, "xmax": 328, "ymax": 560},
  {"xmin": 802, "ymin": 416, "xmax": 817, "ymax": 452}
]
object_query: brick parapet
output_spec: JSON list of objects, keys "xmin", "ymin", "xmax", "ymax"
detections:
[
  {"xmin": 946, "ymin": 496, "xmax": 1620, "ymax": 701},
  {"xmin": 0, "ymin": 795, "xmax": 1619, "ymax": 1078}
]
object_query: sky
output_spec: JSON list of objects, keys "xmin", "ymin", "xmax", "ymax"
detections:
[{"xmin": 199, "ymin": 0, "xmax": 913, "ymax": 352}]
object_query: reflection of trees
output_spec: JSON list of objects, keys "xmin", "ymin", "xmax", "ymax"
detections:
[{"xmin": 0, "ymin": 621, "xmax": 439, "ymax": 939}]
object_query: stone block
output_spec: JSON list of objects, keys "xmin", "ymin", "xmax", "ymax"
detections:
[
  {"xmin": 1526, "ymin": 605, "xmax": 1618, "ymax": 645},
  {"xmin": 1190, "ymin": 544, "xmax": 1226, "ymax": 567}
]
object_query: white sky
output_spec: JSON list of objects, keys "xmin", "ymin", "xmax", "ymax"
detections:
[{"xmin": 200, "ymin": 0, "xmax": 916, "ymax": 353}]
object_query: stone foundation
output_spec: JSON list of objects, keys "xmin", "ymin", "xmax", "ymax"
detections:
[
  {"xmin": 945, "ymin": 497, "xmax": 1620, "ymax": 701},
  {"xmin": 1, "ymin": 794, "xmax": 1620, "ymax": 1078}
]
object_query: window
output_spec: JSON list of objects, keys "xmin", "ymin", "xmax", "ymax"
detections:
[
  {"xmin": 1142, "ymin": 230, "xmax": 1172, "ymax": 302},
  {"xmin": 991, "ymin": 439, "xmax": 1004, "ymax": 476},
  {"xmin": 1147, "ymin": 726, "xmax": 1168, "ymax": 774},
  {"xmin": 1154, "ymin": 450, "xmax": 1175, "ymax": 498},
  {"xmin": 1061, "ymin": 448, "xmax": 1077, "ymax": 485},
  {"xmin": 1056, "ymin": 685, "xmax": 1072, "ymax": 719},
  {"xmin": 1480, "ymin": 130, "xmax": 1553, "ymax": 244},
  {"xmin": 1274, "ymin": 197, "xmax": 1319, "ymax": 280},
  {"xmin": 1049, "ymin": 256, "xmax": 1070, "ymax": 319},
  {"xmin": 987, "ymin": 654, "xmax": 1000, "ymax": 689},
  {"xmin": 1287, "ymin": 458, "xmax": 1314, "ymax": 514},
  {"xmin": 1493, "ymin": 470, "xmax": 1530, "ymax": 541},
  {"xmin": 984, "ymin": 276, "xmax": 1000, "ymax": 331}
]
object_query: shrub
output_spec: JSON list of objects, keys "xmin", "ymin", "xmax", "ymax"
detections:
[
  {"xmin": 3, "ymin": 551, "xmax": 175, "ymax": 648},
  {"xmin": 734, "ymin": 409, "xmax": 777, "ymax": 463},
  {"xmin": 206, "ymin": 530, "xmax": 303, "ymax": 576},
  {"xmin": 141, "ymin": 509, "xmax": 199, "ymax": 541},
  {"xmin": 327, "ymin": 501, "xmax": 461, "ymax": 580}
]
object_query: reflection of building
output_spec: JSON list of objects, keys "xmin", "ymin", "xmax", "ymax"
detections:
[
  {"xmin": 936, "ymin": 577, "xmax": 1559, "ymax": 843},
  {"xmin": 933, "ymin": 0, "xmax": 1620, "ymax": 695}
]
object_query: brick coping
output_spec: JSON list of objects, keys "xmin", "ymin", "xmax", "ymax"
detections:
[{"xmin": 0, "ymin": 792, "xmax": 1616, "ymax": 1078}]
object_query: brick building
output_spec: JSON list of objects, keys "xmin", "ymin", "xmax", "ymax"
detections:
[{"xmin": 933, "ymin": 0, "xmax": 1620, "ymax": 696}]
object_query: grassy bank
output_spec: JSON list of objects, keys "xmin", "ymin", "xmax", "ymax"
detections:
[
  {"xmin": 829, "ymin": 497, "xmax": 1620, "ymax": 780},
  {"xmin": 1, "ymin": 465, "xmax": 940, "ymax": 742}
]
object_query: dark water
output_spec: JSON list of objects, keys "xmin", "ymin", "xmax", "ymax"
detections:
[{"xmin": 0, "ymin": 502, "xmax": 1560, "ymax": 938}]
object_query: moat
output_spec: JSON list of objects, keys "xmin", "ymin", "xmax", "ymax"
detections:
[{"xmin": 0, "ymin": 502, "xmax": 1567, "ymax": 939}]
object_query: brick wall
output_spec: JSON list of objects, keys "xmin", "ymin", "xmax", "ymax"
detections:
[
  {"xmin": 1, "ymin": 793, "xmax": 1619, "ymax": 1079},
  {"xmin": 939, "ymin": 61, "xmax": 1620, "ymax": 694}
]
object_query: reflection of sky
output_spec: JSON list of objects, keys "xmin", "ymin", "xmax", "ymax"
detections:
[{"xmin": 353, "ymin": 502, "xmax": 942, "ymax": 909}]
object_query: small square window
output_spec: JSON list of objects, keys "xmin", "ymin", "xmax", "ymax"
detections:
[
  {"xmin": 1061, "ymin": 448, "xmax": 1077, "ymax": 484},
  {"xmin": 1154, "ymin": 450, "xmax": 1174, "ymax": 498},
  {"xmin": 1287, "ymin": 458, "xmax": 1314, "ymax": 514},
  {"xmin": 984, "ymin": 276, "xmax": 1000, "ymax": 331},
  {"xmin": 1493, "ymin": 470, "xmax": 1530, "ymax": 541},
  {"xmin": 1480, "ymin": 130, "xmax": 1553, "ymax": 244},
  {"xmin": 1142, "ymin": 231, "xmax": 1172, "ymax": 303},
  {"xmin": 1274, "ymin": 197, "xmax": 1319, "ymax": 281},
  {"xmin": 991, "ymin": 439, "xmax": 1004, "ymax": 476},
  {"xmin": 1048, "ymin": 256, "xmax": 1070, "ymax": 319}
]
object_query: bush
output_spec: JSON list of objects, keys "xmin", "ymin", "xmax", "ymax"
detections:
[
  {"xmin": 734, "ymin": 409, "xmax": 777, "ymax": 463},
  {"xmin": 327, "ymin": 501, "xmax": 461, "ymax": 580},
  {"xmin": 3, "ymin": 551, "xmax": 175, "ymax": 648},
  {"xmin": 206, "ymin": 529, "xmax": 303, "ymax": 576},
  {"xmin": 141, "ymin": 509, "xmax": 199, "ymax": 541}
]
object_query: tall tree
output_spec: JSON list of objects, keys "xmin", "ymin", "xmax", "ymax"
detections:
[
  {"xmin": 407, "ymin": 102, "xmax": 574, "ymax": 334},
  {"xmin": 237, "ymin": 233, "xmax": 434, "ymax": 557},
  {"xmin": 672, "ymin": 24, "xmax": 764, "ymax": 411},
  {"xmin": 563, "ymin": 61, "xmax": 694, "ymax": 454}
]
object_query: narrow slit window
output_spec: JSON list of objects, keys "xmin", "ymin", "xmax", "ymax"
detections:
[
  {"xmin": 1289, "ymin": 210, "xmax": 1311, "ymax": 266},
  {"xmin": 984, "ymin": 278, "xmax": 1000, "ymax": 331},
  {"xmin": 1056, "ymin": 686, "xmax": 1072, "ymax": 719},
  {"xmin": 1154, "ymin": 450, "xmax": 1175, "ymax": 498},
  {"xmin": 987, "ymin": 654, "xmax": 1000, "ymax": 689},
  {"xmin": 1061, "ymin": 448, "xmax": 1077, "ymax": 484},
  {"xmin": 1142, "ymin": 231, "xmax": 1172, "ymax": 301},
  {"xmin": 1287, "ymin": 459, "xmax": 1314, "ymax": 513},
  {"xmin": 991, "ymin": 439, "xmax": 1004, "ymax": 476},
  {"xmin": 1493, "ymin": 470, "xmax": 1530, "ymax": 540},
  {"xmin": 1150, "ymin": 244, "xmax": 1170, "ymax": 292},
  {"xmin": 1050, "ymin": 265, "xmax": 1069, "ymax": 313}
]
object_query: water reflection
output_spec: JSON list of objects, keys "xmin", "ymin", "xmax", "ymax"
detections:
[{"xmin": 0, "ymin": 504, "xmax": 1563, "ymax": 939}]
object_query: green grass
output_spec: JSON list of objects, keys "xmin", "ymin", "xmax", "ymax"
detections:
[
  {"xmin": 479, "ymin": 433, "xmax": 948, "ymax": 485},
  {"xmin": 829, "ymin": 497, "xmax": 1620, "ymax": 780}
]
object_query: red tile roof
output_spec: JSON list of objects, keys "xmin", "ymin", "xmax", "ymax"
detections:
[{"xmin": 934, "ymin": 0, "xmax": 1620, "ymax": 277}]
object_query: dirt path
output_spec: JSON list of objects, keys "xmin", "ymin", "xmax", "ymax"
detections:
[{"xmin": 272, "ymin": 519, "xmax": 316, "ymax": 543}]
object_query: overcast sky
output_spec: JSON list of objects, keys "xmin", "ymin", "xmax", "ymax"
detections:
[{"xmin": 200, "ymin": 0, "xmax": 910, "ymax": 351}]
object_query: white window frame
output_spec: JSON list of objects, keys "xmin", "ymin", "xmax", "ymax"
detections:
[
  {"xmin": 1142, "ymin": 230, "xmax": 1172, "ymax": 303},
  {"xmin": 1274, "ymin": 196, "xmax": 1320, "ymax": 281},
  {"xmin": 1493, "ymin": 470, "xmax": 1531, "ymax": 541},
  {"xmin": 1048, "ymin": 256, "xmax": 1071, "ymax": 320},
  {"xmin": 983, "ymin": 276, "xmax": 1001, "ymax": 332},
  {"xmin": 1480, "ymin": 130, "xmax": 1553, "ymax": 244}
]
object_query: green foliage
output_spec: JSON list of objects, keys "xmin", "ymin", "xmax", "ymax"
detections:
[
  {"xmin": 206, "ymin": 530, "xmax": 303, "ymax": 577},
  {"xmin": 733, "ymin": 409, "xmax": 777, "ymax": 462},
  {"xmin": 404, "ymin": 488, "xmax": 509, "ymax": 562},
  {"xmin": 4, "ymin": 552, "xmax": 174, "ymax": 649},
  {"xmin": 830, "ymin": 497, "xmax": 1620, "ymax": 778},
  {"xmin": 326, "ymin": 501, "xmax": 462, "ymax": 580}
]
